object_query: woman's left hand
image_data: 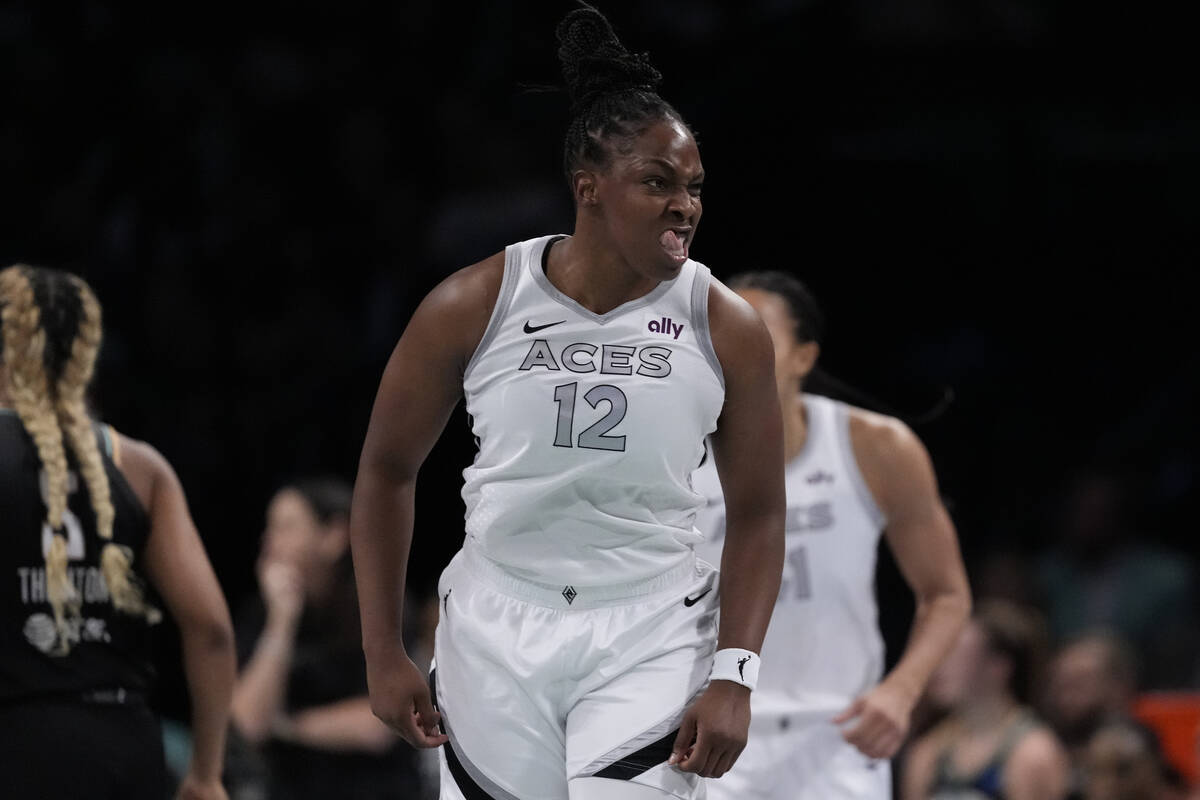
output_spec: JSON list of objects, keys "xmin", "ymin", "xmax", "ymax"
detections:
[
  {"xmin": 832, "ymin": 680, "xmax": 916, "ymax": 760},
  {"xmin": 669, "ymin": 680, "xmax": 751, "ymax": 778}
]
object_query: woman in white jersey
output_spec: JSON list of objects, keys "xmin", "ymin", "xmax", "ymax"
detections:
[
  {"xmin": 348, "ymin": 8, "xmax": 785, "ymax": 800},
  {"xmin": 692, "ymin": 271, "xmax": 972, "ymax": 799}
]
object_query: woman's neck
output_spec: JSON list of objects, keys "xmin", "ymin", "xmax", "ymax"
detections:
[
  {"xmin": 782, "ymin": 390, "xmax": 809, "ymax": 463},
  {"xmin": 553, "ymin": 231, "xmax": 659, "ymax": 315}
]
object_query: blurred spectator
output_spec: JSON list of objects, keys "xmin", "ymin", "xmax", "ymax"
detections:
[
  {"xmin": 901, "ymin": 599, "xmax": 1071, "ymax": 799},
  {"xmin": 229, "ymin": 478, "xmax": 422, "ymax": 800},
  {"xmin": 1036, "ymin": 466, "xmax": 1197, "ymax": 690},
  {"xmin": 1043, "ymin": 630, "xmax": 1140, "ymax": 792},
  {"xmin": 1081, "ymin": 717, "xmax": 1187, "ymax": 800}
]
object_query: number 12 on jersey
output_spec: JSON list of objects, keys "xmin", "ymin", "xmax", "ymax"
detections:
[{"xmin": 552, "ymin": 382, "xmax": 628, "ymax": 452}]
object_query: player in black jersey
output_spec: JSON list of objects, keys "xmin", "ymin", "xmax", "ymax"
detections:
[{"xmin": 0, "ymin": 264, "xmax": 235, "ymax": 800}]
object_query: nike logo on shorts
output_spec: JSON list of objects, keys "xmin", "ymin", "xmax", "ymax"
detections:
[
  {"xmin": 524, "ymin": 320, "xmax": 566, "ymax": 334},
  {"xmin": 683, "ymin": 587, "xmax": 712, "ymax": 607}
]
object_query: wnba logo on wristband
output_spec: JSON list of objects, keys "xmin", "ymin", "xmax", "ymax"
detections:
[{"xmin": 712, "ymin": 648, "xmax": 759, "ymax": 690}]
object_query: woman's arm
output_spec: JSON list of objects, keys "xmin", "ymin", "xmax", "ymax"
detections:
[
  {"xmin": 349, "ymin": 255, "xmax": 502, "ymax": 748},
  {"xmin": 229, "ymin": 560, "xmax": 303, "ymax": 743},
  {"xmin": 273, "ymin": 697, "xmax": 396, "ymax": 754},
  {"xmin": 128, "ymin": 437, "xmax": 236, "ymax": 799},
  {"xmin": 899, "ymin": 729, "xmax": 943, "ymax": 800},
  {"xmin": 834, "ymin": 414, "xmax": 971, "ymax": 759},
  {"xmin": 1004, "ymin": 728, "xmax": 1071, "ymax": 800},
  {"xmin": 671, "ymin": 279, "xmax": 787, "ymax": 778}
]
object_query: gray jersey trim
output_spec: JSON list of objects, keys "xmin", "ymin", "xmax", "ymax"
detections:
[
  {"xmin": 529, "ymin": 236, "xmax": 678, "ymax": 325},
  {"xmin": 463, "ymin": 241, "xmax": 525, "ymax": 382},
  {"xmin": 833, "ymin": 401, "xmax": 888, "ymax": 529},
  {"xmin": 442, "ymin": 716, "xmax": 524, "ymax": 800},
  {"xmin": 576, "ymin": 684, "xmax": 706, "ymax": 777},
  {"xmin": 97, "ymin": 423, "xmax": 114, "ymax": 459},
  {"xmin": 690, "ymin": 263, "xmax": 725, "ymax": 390}
]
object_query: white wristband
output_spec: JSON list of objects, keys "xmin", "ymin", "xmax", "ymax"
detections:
[{"xmin": 710, "ymin": 648, "xmax": 760, "ymax": 691}]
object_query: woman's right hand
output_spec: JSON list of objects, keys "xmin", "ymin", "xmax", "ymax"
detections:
[
  {"xmin": 365, "ymin": 650, "xmax": 448, "ymax": 749},
  {"xmin": 258, "ymin": 559, "xmax": 304, "ymax": 628}
]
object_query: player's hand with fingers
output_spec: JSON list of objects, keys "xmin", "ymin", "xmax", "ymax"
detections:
[
  {"xmin": 257, "ymin": 558, "xmax": 304, "ymax": 627},
  {"xmin": 832, "ymin": 679, "xmax": 916, "ymax": 760},
  {"xmin": 364, "ymin": 648, "xmax": 448, "ymax": 749},
  {"xmin": 668, "ymin": 680, "xmax": 750, "ymax": 778}
]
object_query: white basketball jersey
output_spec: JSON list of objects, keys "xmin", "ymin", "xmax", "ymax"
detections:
[
  {"xmin": 693, "ymin": 394, "xmax": 888, "ymax": 716},
  {"xmin": 461, "ymin": 234, "xmax": 725, "ymax": 587}
]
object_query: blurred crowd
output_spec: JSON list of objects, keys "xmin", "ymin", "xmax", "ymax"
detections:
[
  {"xmin": 159, "ymin": 475, "xmax": 440, "ymax": 800},
  {"xmin": 158, "ymin": 456, "xmax": 1197, "ymax": 800},
  {"xmin": 897, "ymin": 460, "xmax": 1200, "ymax": 799},
  {"xmin": 4, "ymin": 2, "xmax": 1196, "ymax": 799}
]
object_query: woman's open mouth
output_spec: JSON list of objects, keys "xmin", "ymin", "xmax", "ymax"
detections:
[{"xmin": 660, "ymin": 229, "xmax": 689, "ymax": 264}]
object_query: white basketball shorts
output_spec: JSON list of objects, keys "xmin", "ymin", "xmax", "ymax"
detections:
[
  {"xmin": 431, "ymin": 544, "xmax": 720, "ymax": 800},
  {"xmin": 706, "ymin": 710, "xmax": 892, "ymax": 800}
]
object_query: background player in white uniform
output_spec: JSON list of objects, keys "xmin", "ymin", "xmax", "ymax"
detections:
[
  {"xmin": 348, "ymin": 8, "xmax": 785, "ymax": 800},
  {"xmin": 693, "ymin": 271, "xmax": 972, "ymax": 799}
]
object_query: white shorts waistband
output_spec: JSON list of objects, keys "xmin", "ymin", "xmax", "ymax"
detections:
[{"xmin": 460, "ymin": 544, "xmax": 703, "ymax": 609}]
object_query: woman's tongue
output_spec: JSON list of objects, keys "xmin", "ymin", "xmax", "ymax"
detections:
[{"xmin": 659, "ymin": 230, "xmax": 688, "ymax": 262}]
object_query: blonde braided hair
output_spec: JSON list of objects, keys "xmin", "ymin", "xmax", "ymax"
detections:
[
  {"xmin": 54, "ymin": 275, "xmax": 159, "ymax": 623},
  {"xmin": 0, "ymin": 265, "xmax": 159, "ymax": 656},
  {"xmin": 0, "ymin": 266, "xmax": 78, "ymax": 652}
]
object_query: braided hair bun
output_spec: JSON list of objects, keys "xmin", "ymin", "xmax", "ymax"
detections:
[
  {"xmin": 556, "ymin": 5, "xmax": 662, "ymax": 113},
  {"xmin": 554, "ymin": 4, "xmax": 687, "ymax": 183}
]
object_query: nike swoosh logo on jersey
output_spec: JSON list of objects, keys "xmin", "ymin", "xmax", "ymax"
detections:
[
  {"xmin": 683, "ymin": 587, "xmax": 712, "ymax": 607},
  {"xmin": 524, "ymin": 320, "xmax": 566, "ymax": 334}
]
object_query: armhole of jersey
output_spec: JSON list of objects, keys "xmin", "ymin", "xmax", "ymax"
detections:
[
  {"xmin": 462, "ymin": 244, "xmax": 523, "ymax": 382},
  {"xmin": 94, "ymin": 422, "xmax": 117, "ymax": 463},
  {"xmin": 107, "ymin": 425, "xmax": 122, "ymax": 467},
  {"xmin": 690, "ymin": 264, "xmax": 725, "ymax": 390},
  {"xmin": 834, "ymin": 402, "xmax": 887, "ymax": 529}
]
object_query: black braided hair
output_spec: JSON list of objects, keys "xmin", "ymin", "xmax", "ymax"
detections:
[
  {"xmin": 31, "ymin": 268, "xmax": 86, "ymax": 383},
  {"xmin": 556, "ymin": 3, "xmax": 689, "ymax": 185},
  {"xmin": 0, "ymin": 266, "xmax": 84, "ymax": 382}
]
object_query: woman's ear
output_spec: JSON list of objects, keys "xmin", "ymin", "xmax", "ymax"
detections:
[{"xmin": 573, "ymin": 169, "xmax": 598, "ymax": 207}]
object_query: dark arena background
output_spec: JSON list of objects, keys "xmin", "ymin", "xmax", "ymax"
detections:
[{"xmin": 3, "ymin": 0, "xmax": 1198, "ymax": 792}]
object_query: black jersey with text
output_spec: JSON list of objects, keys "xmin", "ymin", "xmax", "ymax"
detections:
[{"xmin": 0, "ymin": 411, "xmax": 158, "ymax": 702}]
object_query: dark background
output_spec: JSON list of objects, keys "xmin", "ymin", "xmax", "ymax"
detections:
[{"xmin": 3, "ymin": 0, "xmax": 1197, "ymax": 718}]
